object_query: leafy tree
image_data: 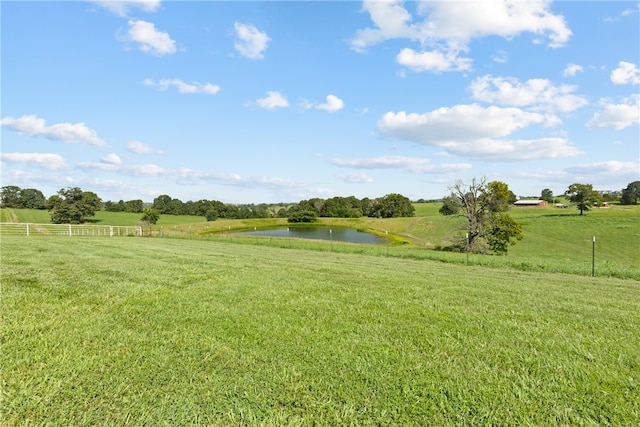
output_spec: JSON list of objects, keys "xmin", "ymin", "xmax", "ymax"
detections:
[
  {"xmin": 486, "ymin": 213, "xmax": 524, "ymax": 255},
  {"xmin": 1, "ymin": 186, "xmax": 22, "ymax": 207},
  {"xmin": 483, "ymin": 181, "xmax": 513, "ymax": 213},
  {"xmin": 18, "ymin": 188, "xmax": 46, "ymax": 209},
  {"xmin": 444, "ymin": 177, "xmax": 523, "ymax": 254},
  {"xmin": 287, "ymin": 210, "xmax": 318, "ymax": 223},
  {"xmin": 621, "ymin": 181, "xmax": 640, "ymax": 205},
  {"xmin": 565, "ymin": 183, "xmax": 600, "ymax": 215},
  {"xmin": 540, "ymin": 188, "xmax": 554, "ymax": 203},
  {"xmin": 439, "ymin": 194, "xmax": 461, "ymax": 216},
  {"xmin": 369, "ymin": 193, "xmax": 415, "ymax": 218},
  {"xmin": 0, "ymin": 186, "xmax": 46, "ymax": 209},
  {"xmin": 141, "ymin": 208, "xmax": 160, "ymax": 225},
  {"xmin": 125, "ymin": 199, "xmax": 144, "ymax": 213},
  {"xmin": 46, "ymin": 187, "xmax": 102, "ymax": 224}
]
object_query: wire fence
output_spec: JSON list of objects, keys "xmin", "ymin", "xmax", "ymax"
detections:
[{"xmin": 0, "ymin": 223, "xmax": 143, "ymax": 237}]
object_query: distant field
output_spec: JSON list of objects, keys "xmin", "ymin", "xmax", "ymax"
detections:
[
  {"xmin": 2, "ymin": 236, "xmax": 639, "ymax": 425},
  {"xmin": 2, "ymin": 204, "xmax": 639, "ymax": 279}
]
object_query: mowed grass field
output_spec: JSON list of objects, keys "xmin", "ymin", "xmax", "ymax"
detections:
[
  {"xmin": 3, "ymin": 203, "xmax": 640, "ymax": 279},
  {"xmin": 1, "ymin": 235, "xmax": 639, "ymax": 425}
]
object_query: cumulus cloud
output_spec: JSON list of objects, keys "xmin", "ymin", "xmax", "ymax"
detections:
[
  {"xmin": 331, "ymin": 155, "xmax": 472, "ymax": 174},
  {"xmin": 233, "ymin": 22, "xmax": 270, "ymax": 59},
  {"xmin": 565, "ymin": 160, "xmax": 639, "ymax": 177},
  {"xmin": 92, "ymin": 0, "xmax": 161, "ymax": 17},
  {"xmin": 1, "ymin": 114, "xmax": 106, "ymax": 147},
  {"xmin": 304, "ymin": 94, "xmax": 345, "ymax": 112},
  {"xmin": 396, "ymin": 47, "xmax": 472, "ymax": 73},
  {"xmin": 125, "ymin": 140, "xmax": 162, "ymax": 154},
  {"xmin": 611, "ymin": 61, "xmax": 640, "ymax": 85},
  {"xmin": 377, "ymin": 104, "xmax": 582, "ymax": 161},
  {"xmin": 77, "ymin": 161, "xmax": 165, "ymax": 176},
  {"xmin": 254, "ymin": 91, "xmax": 289, "ymax": 109},
  {"xmin": 469, "ymin": 75, "xmax": 588, "ymax": 113},
  {"xmin": 0, "ymin": 152, "xmax": 67, "ymax": 170},
  {"xmin": 144, "ymin": 78, "xmax": 220, "ymax": 94},
  {"xmin": 586, "ymin": 95, "xmax": 640, "ymax": 130},
  {"xmin": 563, "ymin": 63, "xmax": 584, "ymax": 77},
  {"xmin": 120, "ymin": 19, "xmax": 176, "ymax": 56},
  {"xmin": 336, "ymin": 172, "xmax": 375, "ymax": 184},
  {"xmin": 350, "ymin": 0, "xmax": 571, "ymax": 73},
  {"xmin": 101, "ymin": 153, "xmax": 122, "ymax": 165}
]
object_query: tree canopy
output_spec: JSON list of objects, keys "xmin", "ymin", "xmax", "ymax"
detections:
[
  {"xmin": 443, "ymin": 178, "xmax": 523, "ymax": 255},
  {"xmin": 45, "ymin": 187, "xmax": 103, "ymax": 224},
  {"xmin": 1, "ymin": 186, "xmax": 46, "ymax": 209},
  {"xmin": 621, "ymin": 181, "xmax": 640, "ymax": 205},
  {"xmin": 565, "ymin": 183, "xmax": 600, "ymax": 215}
]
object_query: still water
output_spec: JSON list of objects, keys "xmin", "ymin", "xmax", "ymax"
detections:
[{"xmin": 237, "ymin": 226, "xmax": 388, "ymax": 245}]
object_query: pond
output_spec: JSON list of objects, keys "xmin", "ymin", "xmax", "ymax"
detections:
[{"xmin": 236, "ymin": 226, "xmax": 388, "ymax": 245}]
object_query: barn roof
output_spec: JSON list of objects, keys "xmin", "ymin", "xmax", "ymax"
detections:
[{"xmin": 513, "ymin": 200, "xmax": 546, "ymax": 205}]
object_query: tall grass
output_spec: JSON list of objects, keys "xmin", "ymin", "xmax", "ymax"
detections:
[{"xmin": 2, "ymin": 236, "xmax": 639, "ymax": 425}]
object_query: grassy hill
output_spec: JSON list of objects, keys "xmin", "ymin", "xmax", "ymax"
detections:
[
  {"xmin": 2, "ymin": 203, "xmax": 639, "ymax": 279},
  {"xmin": 2, "ymin": 235, "xmax": 639, "ymax": 425}
]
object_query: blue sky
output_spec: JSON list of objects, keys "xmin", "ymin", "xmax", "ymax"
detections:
[{"xmin": 2, "ymin": 1, "xmax": 639, "ymax": 204}]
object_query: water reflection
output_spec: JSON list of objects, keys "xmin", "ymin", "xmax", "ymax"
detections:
[{"xmin": 236, "ymin": 226, "xmax": 387, "ymax": 244}]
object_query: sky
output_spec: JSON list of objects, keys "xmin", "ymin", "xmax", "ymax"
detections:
[{"xmin": 1, "ymin": 0, "xmax": 639, "ymax": 204}]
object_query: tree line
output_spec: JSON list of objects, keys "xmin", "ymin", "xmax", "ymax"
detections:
[
  {"xmin": 1, "ymin": 180, "xmax": 638, "ymax": 228},
  {"xmin": 0, "ymin": 185, "xmax": 415, "ymax": 224}
]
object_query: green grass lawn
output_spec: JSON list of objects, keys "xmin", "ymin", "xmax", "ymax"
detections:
[
  {"xmin": 3, "ymin": 204, "xmax": 639, "ymax": 279},
  {"xmin": 2, "ymin": 236, "xmax": 639, "ymax": 425}
]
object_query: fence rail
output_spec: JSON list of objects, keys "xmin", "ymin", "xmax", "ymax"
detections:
[{"xmin": 0, "ymin": 223, "xmax": 142, "ymax": 237}]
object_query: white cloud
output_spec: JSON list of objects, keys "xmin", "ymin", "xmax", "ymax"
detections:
[
  {"xmin": 144, "ymin": 78, "xmax": 220, "ymax": 94},
  {"xmin": 350, "ymin": 0, "xmax": 572, "ymax": 73},
  {"xmin": 77, "ymin": 161, "xmax": 165, "ymax": 176},
  {"xmin": 316, "ymin": 95, "xmax": 345, "ymax": 113},
  {"xmin": 611, "ymin": 61, "xmax": 640, "ymax": 85},
  {"xmin": 377, "ymin": 105, "xmax": 582, "ymax": 161},
  {"xmin": 1, "ymin": 114, "xmax": 106, "ymax": 147},
  {"xmin": 336, "ymin": 172, "xmax": 375, "ymax": 184},
  {"xmin": 101, "ymin": 153, "xmax": 122, "ymax": 165},
  {"xmin": 125, "ymin": 140, "xmax": 162, "ymax": 154},
  {"xmin": 233, "ymin": 22, "xmax": 270, "ymax": 59},
  {"xmin": 563, "ymin": 63, "xmax": 583, "ymax": 77},
  {"xmin": 492, "ymin": 50, "xmax": 508, "ymax": 64},
  {"xmin": 349, "ymin": 0, "xmax": 419, "ymax": 52},
  {"xmin": 396, "ymin": 47, "xmax": 472, "ymax": 73},
  {"xmin": 0, "ymin": 152, "xmax": 67, "ymax": 170},
  {"xmin": 331, "ymin": 155, "xmax": 472, "ymax": 174},
  {"xmin": 565, "ymin": 160, "xmax": 639, "ymax": 177},
  {"xmin": 92, "ymin": 0, "xmax": 161, "ymax": 17},
  {"xmin": 469, "ymin": 75, "xmax": 588, "ymax": 113},
  {"xmin": 587, "ymin": 95, "xmax": 640, "ymax": 130},
  {"xmin": 120, "ymin": 19, "xmax": 176, "ymax": 56},
  {"xmin": 255, "ymin": 91, "xmax": 289, "ymax": 109}
]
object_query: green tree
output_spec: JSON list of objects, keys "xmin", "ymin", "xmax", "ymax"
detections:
[
  {"xmin": 445, "ymin": 177, "xmax": 523, "ymax": 254},
  {"xmin": 483, "ymin": 181, "xmax": 512, "ymax": 213},
  {"xmin": 46, "ymin": 187, "xmax": 102, "ymax": 224},
  {"xmin": 486, "ymin": 213, "xmax": 524, "ymax": 255},
  {"xmin": 369, "ymin": 193, "xmax": 415, "ymax": 218},
  {"xmin": 125, "ymin": 199, "xmax": 144, "ymax": 213},
  {"xmin": 439, "ymin": 194, "xmax": 461, "ymax": 216},
  {"xmin": 141, "ymin": 208, "xmax": 160, "ymax": 225},
  {"xmin": 287, "ymin": 210, "xmax": 318, "ymax": 223},
  {"xmin": 565, "ymin": 183, "xmax": 600, "ymax": 215},
  {"xmin": 621, "ymin": 181, "xmax": 640, "ymax": 205},
  {"xmin": 540, "ymin": 188, "xmax": 554, "ymax": 203},
  {"xmin": 18, "ymin": 188, "xmax": 46, "ymax": 209},
  {"xmin": 1, "ymin": 186, "xmax": 21, "ymax": 207}
]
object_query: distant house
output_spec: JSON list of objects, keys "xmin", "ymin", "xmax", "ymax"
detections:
[{"xmin": 513, "ymin": 200, "xmax": 548, "ymax": 207}]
